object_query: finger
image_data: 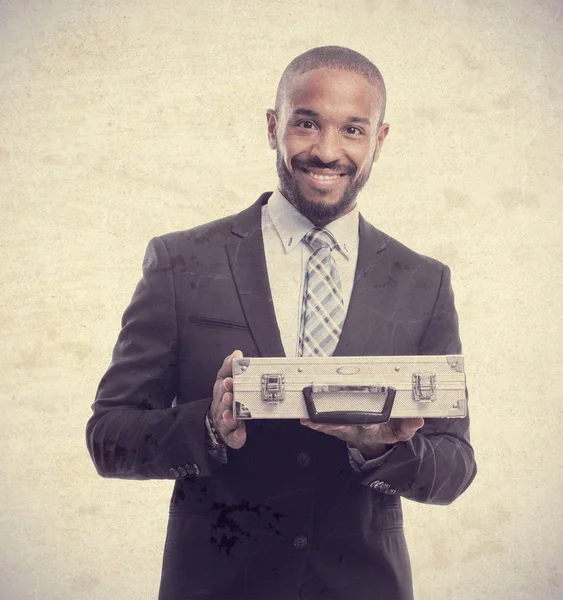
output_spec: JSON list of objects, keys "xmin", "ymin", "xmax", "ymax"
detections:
[
  {"xmin": 301, "ymin": 419, "xmax": 337, "ymax": 430},
  {"xmin": 222, "ymin": 408, "xmax": 239, "ymax": 429},
  {"xmin": 222, "ymin": 391, "xmax": 233, "ymax": 407},
  {"xmin": 211, "ymin": 380, "xmax": 230, "ymax": 419},
  {"xmin": 399, "ymin": 417, "xmax": 424, "ymax": 432},
  {"xmin": 216, "ymin": 353, "xmax": 233, "ymax": 381},
  {"xmin": 388, "ymin": 418, "xmax": 424, "ymax": 442},
  {"xmin": 223, "ymin": 377, "xmax": 233, "ymax": 393},
  {"xmin": 224, "ymin": 424, "xmax": 246, "ymax": 449},
  {"xmin": 305, "ymin": 422, "xmax": 344, "ymax": 435},
  {"xmin": 218, "ymin": 410, "xmax": 246, "ymax": 449},
  {"xmin": 389, "ymin": 417, "xmax": 424, "ymax": 429},
  {"xmin": 216, "ymin": 350, "xmax": 243, "ymax": 381}
]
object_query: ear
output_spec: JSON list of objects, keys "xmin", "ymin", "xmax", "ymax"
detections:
[
  {"xmin": 373, "ymin": 123, "xmax": 390, "ymax": 163},
  {"xmin": 266, "ymin": 109, "xmax": 278, "ymax": 150}
]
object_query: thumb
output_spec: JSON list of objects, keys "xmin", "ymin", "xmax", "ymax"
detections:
[{"xmin": 404, "ymin": 417, "xmax": 424, "ymax": 431}]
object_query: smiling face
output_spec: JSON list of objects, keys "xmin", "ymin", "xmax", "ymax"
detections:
[{"xmin": 267, "ymin": 68, "xmax": 389, "ymax": 225}]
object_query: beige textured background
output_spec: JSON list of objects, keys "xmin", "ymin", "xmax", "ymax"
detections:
[{"xmin": 1, "ymin": 0, "xmax": 562, "ymax": 598}]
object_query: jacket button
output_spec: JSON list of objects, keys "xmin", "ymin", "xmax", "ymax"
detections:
[
  {"xmin": 169, "ymin": 468, "xmax": 179, "ymax": 478},
  {"xmin": 297, "ymin": 452, "xmax": 311, "ymax": 467},
  {"xmin": 293, "ymin": 535, "xmax": 308, "ymax": 549}
]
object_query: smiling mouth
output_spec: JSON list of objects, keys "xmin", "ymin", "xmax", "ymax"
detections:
[{"xmin": 301, "ymin": 168, "xmax": 347, "ymax": 182}]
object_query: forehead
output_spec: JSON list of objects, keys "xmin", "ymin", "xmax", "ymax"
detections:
[{"xmin": 282, "ymin": 68, "xmax": 380, "ymax": 122}]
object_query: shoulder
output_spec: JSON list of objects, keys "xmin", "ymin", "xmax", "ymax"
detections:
[
  {"xmin": 141, "ymin": 192, "xmax": 270, "ymax": 267},
  {"xmin": 384, "ymin": 231, "xmax": 445, "ymax": 271},
  {"xmin": 361, "ymin": 216, "xmax": 447, "ymax": 273},
  {"xmin": 136, "ymin": 215, "xmax": 235, "ymax": 271},
  {"xmin": 158, "ymin": 213, "xmax": 237, "ymax": 253}
]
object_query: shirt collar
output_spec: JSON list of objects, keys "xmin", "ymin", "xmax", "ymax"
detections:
[{"xmin": 266, "ymin": 188, "xmax": 359, "ymax": 259}]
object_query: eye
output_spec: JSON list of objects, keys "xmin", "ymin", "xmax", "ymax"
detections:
[
  {"xmin": 296, "ymin": 120, "xmax": 318, "ymax": 130},
  {"xmin": 345, "ymin": 126, "xmax": 363, "ymax": 135}
]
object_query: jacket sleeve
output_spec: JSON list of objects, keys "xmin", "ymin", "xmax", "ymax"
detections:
[
  {"xmin": 85, "ymin": 236, "xmax": 224, "ymax": 480},
  {"xmin": 359, "ymin": 264, "xmax": 477, "ymax": 505}
]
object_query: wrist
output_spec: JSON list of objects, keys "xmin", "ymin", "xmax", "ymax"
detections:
[
  {"xmin": 205, "ymin": 407, "xmax": 223, "ymax": 448},
  {"xmin": 352, "ymin": 442, "xmax": 390, "ymax": 460}
]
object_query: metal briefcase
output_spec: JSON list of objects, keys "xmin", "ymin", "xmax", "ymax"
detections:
[{"xmin": 232, "ymin": 355, "xmax": 467, "ymax": 424}]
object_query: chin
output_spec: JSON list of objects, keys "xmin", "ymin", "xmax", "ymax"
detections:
[
  {"xmin": 276, "ymin": 149, "xmax": 365, "ymax": 224},
  {"xmin": 288, "ymin": 189, "xmax": 355, "ymax": 225}
]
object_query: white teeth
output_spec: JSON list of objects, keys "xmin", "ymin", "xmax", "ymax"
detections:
[{"xmin": 307, "ymin": 171, "xmax": 340, "ymax": 181}]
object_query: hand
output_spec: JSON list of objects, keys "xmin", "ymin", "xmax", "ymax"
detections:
[
  {"xmin": 300, "ymin": 417, "xmax": 424, "ymax": 458},
  {"xmin": 210, "ymin": 350, "xmax": 247, "ymax": 449}
]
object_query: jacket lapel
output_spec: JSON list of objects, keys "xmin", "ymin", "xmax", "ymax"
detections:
[
  {"xmin": 225, "ymin": 192, "xmax": 286, "ymax": 358},
  {"xmin": 226, "ymin": 197, "xmax": 396, "ymax": 359},
  {"xmin": 333, "ymin": 214, "xmax": 396, "ymax": 357}
]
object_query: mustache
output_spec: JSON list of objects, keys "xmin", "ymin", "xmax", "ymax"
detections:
[{"xmin": 291, "ymin": 156, "xmax": 356, "ymax": 176}]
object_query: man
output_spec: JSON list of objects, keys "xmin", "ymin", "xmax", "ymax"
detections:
[{"xmin": 86, "ymin": 46, "xmax": 477, "ymax": 600}]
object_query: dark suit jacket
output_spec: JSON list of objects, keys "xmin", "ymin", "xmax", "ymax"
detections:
[{"xmin": 86, "ymin": 192, "xmax": 477, "ymax": 600}]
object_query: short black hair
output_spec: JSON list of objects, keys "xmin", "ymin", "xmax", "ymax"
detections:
[{"xmin": 275, "ymin": 46, "xmax": 386, "ymax": 126}]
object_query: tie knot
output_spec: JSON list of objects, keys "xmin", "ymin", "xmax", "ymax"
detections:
[{"xmin": 304, "ymin": 228, "xmax": 338, "ymax": 252}]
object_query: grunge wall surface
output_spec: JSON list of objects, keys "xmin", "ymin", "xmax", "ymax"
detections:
[{"xmin": 1, "ymin": 1, "xmax": 562, "ymax": 598}]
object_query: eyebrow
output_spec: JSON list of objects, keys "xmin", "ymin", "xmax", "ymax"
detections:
[{"xmin": 293, "ymin": 108, "xmax": 371, "ymax": 125}]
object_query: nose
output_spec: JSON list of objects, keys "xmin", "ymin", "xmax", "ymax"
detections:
[{"xmin": 310, "ymin": 129, "xmax": 341, "ymax": 164}]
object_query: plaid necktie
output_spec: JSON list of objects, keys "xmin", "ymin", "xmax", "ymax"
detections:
[{"xmin": 298, "ymin": 228, "xmax": 346, "ymax": 357}]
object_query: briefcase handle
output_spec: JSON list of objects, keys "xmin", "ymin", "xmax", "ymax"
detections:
[{"xmin": 302, "ymin": 385, "xmax": 396, "ymax": 425}]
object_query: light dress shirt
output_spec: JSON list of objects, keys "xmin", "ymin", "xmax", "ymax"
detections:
[{"xmin": 206, "ymin": 189, "xmax": 394, "ymax": 471}]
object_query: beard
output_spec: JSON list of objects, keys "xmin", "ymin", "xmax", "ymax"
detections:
[{"xmin": 275, "ymin": 148, "xmax": 373, "ymax": 226}]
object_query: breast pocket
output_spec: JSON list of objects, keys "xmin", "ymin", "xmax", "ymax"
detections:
[
  {"xmin": 184, "ymin": 315, "xmax": 257, "ymax": 358},
  {"xmin": 187, "ymin": 316, "xmax": 250, "ymax": 331}
]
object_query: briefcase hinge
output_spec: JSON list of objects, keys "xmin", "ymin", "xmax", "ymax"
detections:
[
  {"xmin": 412, "ymin": 373, "xmax": 436, "ymax": 403},
  {"xmin": 261, "ymin": 374, "xmax": 285, "ymax": 404}
]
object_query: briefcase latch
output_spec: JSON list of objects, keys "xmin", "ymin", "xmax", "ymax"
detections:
[
  {"xmin": 412, "ymin": 373, "xmax": 436, "ymax": 403},
  {"xmin": 261, "ymin": 374, "xmax": 285, "ymax": 404}
]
